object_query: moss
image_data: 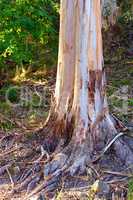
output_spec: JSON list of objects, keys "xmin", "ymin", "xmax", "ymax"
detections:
[{"xmin": 111, "ymin": 80, "xmax": 122, "ymax": 87}]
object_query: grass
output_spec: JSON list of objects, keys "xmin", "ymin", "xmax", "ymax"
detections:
[
  {"xmin": 128, "ymin": 180, "xmax": 133, "ymax": 200},
  {"xmin": 128, "ymin": 98, "xmax": 133, "ymax": 106},
  {"xmin": 0, "ymin": 121, "xmax": 15, "ymax": 132}
]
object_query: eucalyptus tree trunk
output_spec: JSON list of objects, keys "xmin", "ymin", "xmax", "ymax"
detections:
[
  {"xmin": 54, "ymin": 0, "xmax": 108, "ymax": 151},
  {"xmin": 43, "ymin": 0, "xmax": 133, "ymax": 174}
]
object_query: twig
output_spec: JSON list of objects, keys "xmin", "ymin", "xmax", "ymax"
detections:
[
  {"xmin": 64, "ymin": 185, "xmax": 91, "ymax": 191},
  {"xmin": 0, "ymin": 145, "xmax": 22, "ymax": 157},
  {"xmin": 103, "ymin": 170, "xmax": 133, "ymax": 178},
  {"xmin": 0, "ymin": 163, "xmax": 13, "ymax": 176},
  {"xmin": 33, "ymin": 145, "xmax": 50, "ymax": 164},
  {"xmin": 6, "ymin": 167, "xmax": 14, "ymax": 188},
  {"xmin": 0, "ymin": 134, "xmax": 13, "ymax": 145},
  {"xmin": 101, "ymin": 132, "xmax": 124, "ymax": 155},
  {"xmin": 105, "ymin": 178, "xmax": 128, "ymax": 184}
]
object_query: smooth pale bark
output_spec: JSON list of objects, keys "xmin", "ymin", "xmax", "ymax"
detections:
[{"xmin": 53, "ymin": 0, "xmax": 108, "ymax": 145}]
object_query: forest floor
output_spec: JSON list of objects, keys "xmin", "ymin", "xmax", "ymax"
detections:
[{"xmin": 0, "ymin": 24, "xmax": 133, "ymax": 199}]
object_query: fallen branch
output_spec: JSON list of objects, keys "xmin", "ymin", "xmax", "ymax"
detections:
[
  {"xmin": 0, "ymin": 163, "xmax": 13, "ymax": 176},
  {"xmin": 105, "ymin": 178, "xmax": 128, "ymax": 184},
  {"xmin": 103, "ymin": 170, "xmax": 133, "ymax": 178},
  {"xmin": 6, "ymin": 166, "xmax": 14, "ymax": 188},
  {"xmin": 91, "ymin": 132, "xmax": 125, "ymax": 163}
]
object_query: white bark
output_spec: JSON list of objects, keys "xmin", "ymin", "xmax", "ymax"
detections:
[{"xmin": 53, "ymin": 0, "xmax": 108, "ymax": 143}]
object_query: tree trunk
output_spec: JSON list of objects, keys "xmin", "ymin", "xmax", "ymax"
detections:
[
  {"xmin": 45, "ymin": 0, "xmax": 130, "ymax": 159},
  {"xmin": 54, "ymin": 0, "xmax": 108, "ymax": 151}
]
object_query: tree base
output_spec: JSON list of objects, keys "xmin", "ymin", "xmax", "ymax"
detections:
[{"xmin": 0, "ymin": 117, "xmax": 133, "ymax": 200}]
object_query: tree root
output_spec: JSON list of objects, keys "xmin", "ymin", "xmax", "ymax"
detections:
[
  {"xmin": 13, "ymin": 173, "xmax": 42, "ymax": 194},
  {"xmin": 21, "ymin": 130, "xmax": 133, "ymax": 199}
]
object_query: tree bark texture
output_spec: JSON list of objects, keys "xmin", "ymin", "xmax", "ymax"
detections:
[{"xmin": 43, "ymin": 0, "xmax": 133, "ymax": 171}]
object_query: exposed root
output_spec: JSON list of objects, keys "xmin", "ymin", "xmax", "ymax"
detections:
[
  {"xmin": 25, "ymin": 171, "xmax": 62, "ymax": 199},
  {"xmin": 24, "ymin": 129, "xmax": 133, "ymax": 199},
  {"xmin": 14, "ymin": 173, "xmax": 42, "ymax": 194}
]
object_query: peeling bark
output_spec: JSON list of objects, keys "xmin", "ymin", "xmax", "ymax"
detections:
[
  {"xmin": 47, "ymin": 0, "xmax": 108, "ymax": 146},
  {"xmin": 42, "ymin": 0, "xmax": 133, "ymax": 168}
]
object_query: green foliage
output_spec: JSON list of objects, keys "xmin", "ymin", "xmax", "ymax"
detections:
[
  {"xmin": 118, "ymin": 0, "xmax": 133, "ymax": 13},
  {"xmin": 117, "ymin": 0, "xmax": 133, "ymax": 24},
  {"xmin": 0, "ymin": 0, "xmax": 59, "ymax": 70}
]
